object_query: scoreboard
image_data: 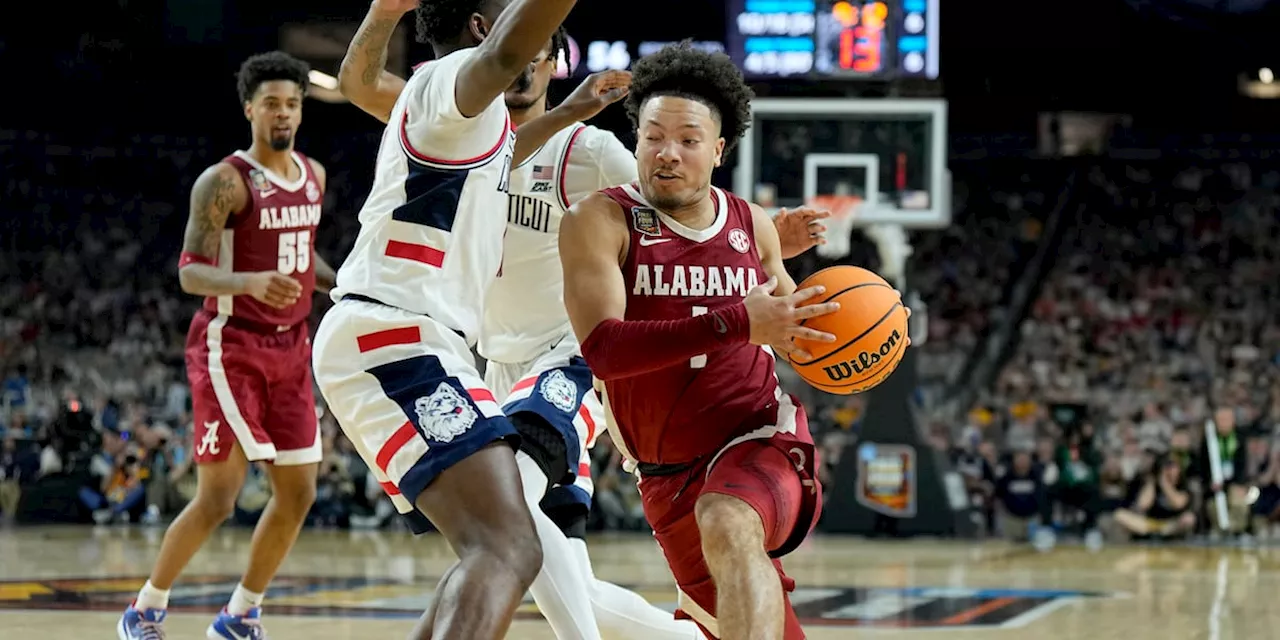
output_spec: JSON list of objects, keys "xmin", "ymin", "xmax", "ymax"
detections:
[{"xmin": 559, "ymin": 0, "xmax": 939, "ymax": 81}]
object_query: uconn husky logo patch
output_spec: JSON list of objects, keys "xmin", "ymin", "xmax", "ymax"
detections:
[
  {"xmin": 414, "ymin": 383, "xmax": 478, "ymax": 443},
  {"xmin": 539, "ymin": 370, "xmax": 579, "ymax": 413}
]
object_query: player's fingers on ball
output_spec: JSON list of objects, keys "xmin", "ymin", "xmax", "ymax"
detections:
[
  {"xmin": 788, "ymin": 284, "xmax": 826, "ymax": 303},
  {"xmin": 793, "ymin": 301, "xmax": 840, "ymax": 320},
  {"xmin": 788, "ymin": 326, "xmax": 836, "ymax": 343}
]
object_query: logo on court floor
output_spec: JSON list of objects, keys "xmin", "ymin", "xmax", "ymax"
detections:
[{"xmin": 0, "ymin": 575, "xmax": 1114, "ymax": 629}]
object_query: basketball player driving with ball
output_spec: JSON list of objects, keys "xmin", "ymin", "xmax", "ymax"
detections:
[{"xmin": 558, "ymin": 42, "xmax": 902, "ymax": 639}]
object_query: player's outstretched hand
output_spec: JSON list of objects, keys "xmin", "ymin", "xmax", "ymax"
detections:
[
  {"xmin": 744, "ymin": 276, "xmax": 838, "ymax": 358},
  {"xmin": 560, "ymin": 70, "xmax": 632, "ymax": 122},
  {"xmin": 371, "ymin": 0, "xmax": 419, "ymax": 15},
  {"xmin": 774, "ymin": 207, "xmax": 830, "ymax": 259},
  {"xmin": 245, "ymin": 271, "xmax": 303, "ymax": 309}
]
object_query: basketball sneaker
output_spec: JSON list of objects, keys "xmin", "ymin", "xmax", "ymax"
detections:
[
  {"xmin": 117, "ymin": 603, "xmax": 166, "ymax": 639},
  {"xmin": 207, "ymin": 607, "xmax": 265, "ymax": 639}
]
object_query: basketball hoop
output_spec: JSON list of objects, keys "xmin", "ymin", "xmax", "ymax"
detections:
[{"xmin": 805, "ymin": 194, "xmax": 862, "ymax": 258}]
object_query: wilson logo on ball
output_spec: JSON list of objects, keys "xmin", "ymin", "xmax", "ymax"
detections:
[{"xmin": 821, "ymin": 329, "xmax": 903, "ymax": 381}]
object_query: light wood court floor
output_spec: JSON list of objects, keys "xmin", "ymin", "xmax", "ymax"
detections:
[{"xmin": 2, "ymin": 525, "xmax": 1278, "ymax": 638}]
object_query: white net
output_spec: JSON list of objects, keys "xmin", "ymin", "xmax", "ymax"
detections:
[{"xmin": 805, "ymin": 194, "xmax": 862, "ymax": 259}]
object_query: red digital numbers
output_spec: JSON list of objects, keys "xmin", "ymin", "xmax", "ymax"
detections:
[{"xmin": 832, "ymin": 1, "xmax": 885, "ymax": 74}]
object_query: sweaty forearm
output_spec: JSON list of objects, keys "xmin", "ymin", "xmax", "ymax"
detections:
[
  {"xmin": 177, "ymin": 258, "xmax": 247, "ymax": 298},
  {"xmin": 580, "ymin": 304, "xmax": 750, "ymax": 381}
]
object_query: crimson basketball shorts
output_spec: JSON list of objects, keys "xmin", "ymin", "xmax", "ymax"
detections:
[
  {"xmin": 485, "ymin": 334, "xmax": 603, "ymax": 503},
  {"xmin": 311, "ymin": 297, "xmax": 518, "ymax": 534},
  {"xmin": 637, "ymin": 393, "xmax": 823, "ymax": 640},
  {"xmin": 185, "ymin": 310, "xmax": 321, "ymax": 466}
]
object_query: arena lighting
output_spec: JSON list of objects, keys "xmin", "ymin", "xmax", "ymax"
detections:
[
  {"xmin": 306, "ymin": 69, "xmax": 350, "ymax": 104},
  {"xmin": 1241, "ymin": 71, "xmax": 1280, "ymax": 99},
  {"xmin": 308, "ymin": 69, "xmax": 338, "ymax": 90}
]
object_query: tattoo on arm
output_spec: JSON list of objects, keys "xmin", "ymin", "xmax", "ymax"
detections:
[
  {"xmin": 184, "ymin": 169, "xmax": 238, "ymax": 258},
  {"xmin": 353, "ymin": 17, "xmax": 398, "ymax": 86}
]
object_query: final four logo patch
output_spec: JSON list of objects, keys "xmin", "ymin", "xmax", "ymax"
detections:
[{"xmin": 631, "ymin": 207, "xmax": 661, "ymax": 237}]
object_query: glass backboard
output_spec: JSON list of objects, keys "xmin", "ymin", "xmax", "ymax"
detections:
[{"xmin": 734, "ymin": 98, "xmax": 950, "ymax": 228}]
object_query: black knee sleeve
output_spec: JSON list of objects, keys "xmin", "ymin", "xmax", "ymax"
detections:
[
  {"xmin": 549, "ymin": 507, "xmax": 589, "ymax": 539},
  {"xmin": 511, "ymin": 412, "xmax": 570, "ymax": 488}
]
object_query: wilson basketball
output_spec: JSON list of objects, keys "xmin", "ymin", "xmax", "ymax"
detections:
[{"xmin": 787, "ymin": 266, "xmax": 909, "ymax": 395}]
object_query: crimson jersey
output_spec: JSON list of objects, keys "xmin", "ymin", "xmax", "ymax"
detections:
[
  {"xmin": 202, "ymin": 151, "xmax": 324, "ymax": 328},
  {"xmin": 600, "ymin": 183, "xmax": 780, "ymax": 465}
]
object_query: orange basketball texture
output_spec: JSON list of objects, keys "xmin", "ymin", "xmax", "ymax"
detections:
[{"xmin": 787, "ymin": 266, "xmax": 909, "ymax": 395}]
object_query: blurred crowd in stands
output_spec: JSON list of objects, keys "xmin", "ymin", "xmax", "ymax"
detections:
[{"xmin": 5, "ymin": 126, "xmax": 1280, "ymax": 548}]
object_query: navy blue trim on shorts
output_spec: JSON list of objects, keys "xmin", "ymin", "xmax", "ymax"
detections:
[
  {"xmin": 501, "ymin": 359, "xmax": 594, "ymax": 484},
  {"xmin": 365, "ymin": 354, "xmax": 518, "ymax": 517}
]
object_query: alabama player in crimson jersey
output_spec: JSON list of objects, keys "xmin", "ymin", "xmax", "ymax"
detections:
[
  {"xmin": 119, "ymin": 52, "xmax": 337, "ymax": 640},
  {"xmin": 560, "ymin": 44, "xmax": 895, "ymax": 640},
  {"xmin": 337, "ymin": 4, "xmax": 830, "ymax": 640}
]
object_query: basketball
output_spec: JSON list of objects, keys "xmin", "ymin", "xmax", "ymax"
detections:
[{"xmin": 787, "ymin": 266, "xmax": 909, "ymax": 395}]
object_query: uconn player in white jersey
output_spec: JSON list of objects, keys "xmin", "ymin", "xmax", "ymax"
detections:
[{"xmin": 311, "ymin": 1, "xmax": 577, "ymax": 638}]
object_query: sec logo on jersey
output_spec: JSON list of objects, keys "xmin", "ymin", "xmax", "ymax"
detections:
[{"xmin": 728, "ymin": 228, "xmax": 751, "ymax": 254}]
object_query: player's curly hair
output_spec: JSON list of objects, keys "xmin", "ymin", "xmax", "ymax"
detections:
[
  {"xmin": 625, "ymin": 41, "xmax": 754, "ymax": 152},
  {"xmin": 415, "ymin": 0, "xmax": 487, "ymax": 45},
  {"xmin": 236, "ymin": 51, "xmax": 310, "ymax": 103}
]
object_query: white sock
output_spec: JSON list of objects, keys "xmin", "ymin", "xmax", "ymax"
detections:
[
  {"xmin": 517, "ymin": 452, "xmax": 602, "ymax": 640},
  {"xmin": 135, "ymin": 581, "xmax": 170, "ymax": 611},
  {"xmin": 227, "ymin": 583, "xmax": 264, "ymax": 615},
  {"xmin": 568, "ymin": 539, "xmax": 702, "ymax": 640}
]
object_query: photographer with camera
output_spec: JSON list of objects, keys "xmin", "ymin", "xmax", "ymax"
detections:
[
  {"xmin": 1113, "ymin": 454, "xmax": 1196, "ymax": 539},
  {"xmin": 79, "ymin": 428, "xmax": 149, "ymax": 524}
]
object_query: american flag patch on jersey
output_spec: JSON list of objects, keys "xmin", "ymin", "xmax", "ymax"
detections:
[{"xmin": 531, "ymin": 165, "xmax": 554, "ymax": 180}]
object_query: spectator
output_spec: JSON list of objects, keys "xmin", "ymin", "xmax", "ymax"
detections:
[
  {"xmin": 1250, "ymin": 446, "xmax": 1280, "ymax": 538},
  {"xmin": 1048, "ymin": 432, "xmax": 1103, "ymax": 547},
  {"xmin": 1114, "ymin": 455, "xmax": 1196, "ymax": 539},
  {"xmin": 994, "ymin": 450, "xmax": 1046, "ymax": 541},
  {"xmin": 312, "ymin": 431, "xmax": 356, "ymax": 527},
  {"xmin": 1, "ymin": 436, "xmax": 27, "ymax": 520},
  {"xmin": 141, "ymin": 425, "xmax": 193, "ymax": 523}
]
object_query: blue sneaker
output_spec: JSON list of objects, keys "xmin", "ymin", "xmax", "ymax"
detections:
[
  {"xmin": 117, "ymin": 603, "xmax": 166, "ymax": 639},
  {"xmin": 206, "ymin": 607, "xmax": 266, "ymax": 639}
]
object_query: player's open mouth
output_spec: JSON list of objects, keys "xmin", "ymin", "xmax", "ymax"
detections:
[
  {"xmin": 272, "ymin": 126, "xmax": 291, "ymax": 136},
  {"xmin": 653, "ymin": 172, "xmax": 679, "ymax": 182}
]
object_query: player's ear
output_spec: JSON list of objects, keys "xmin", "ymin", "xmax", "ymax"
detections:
[
  {"xmin": 469, "ymin": 13, "xmax": 490, "ymax": 42},
  {"xmin": 243, "ymin": 101, "xmax": 253, "ymax": 123},
  {"xmin": 713, "ymin": 138, "xmax": 726, "ymax": 167}
]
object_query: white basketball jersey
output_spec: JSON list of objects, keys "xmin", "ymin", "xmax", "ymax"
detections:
[
  {"xmin": 332, "ymin": 48, "xmax": 516, "ymax": 343},
  {"xmin": 479, "ymin": 123, "xmax": 636, "ymax": 364}
]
